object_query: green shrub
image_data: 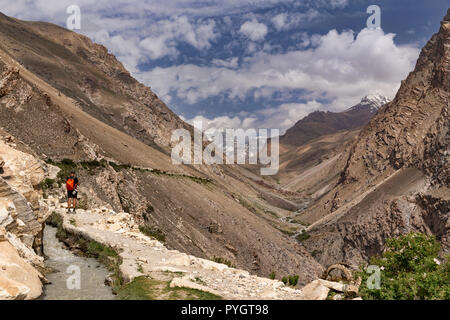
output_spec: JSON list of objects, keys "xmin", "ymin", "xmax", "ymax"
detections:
[
  {"xmin": 358, "ymin": 233, "xmax": 450, "ymax": 300},
  {"xmin": 139, "ymin": 225, "xmax": 166, "ymax": 243},
  {"xmin": 288, "ymin": 275, "xmax": 299, "ymax": 286},
  {"xmin": 281, "ymin": 274, "xmax": 299, "ymax": 286},
  {"xmin": 269, "ymin": 271, "xmax": 276, "ymax": 280},
  {"xmin": 311, "ymin": 250, "xmax": 321, "ymax": 258},
  {"xmin": 296, "ymin": 230, "xmax": 310, "ymax": 242},
  {"xmin": 40, "ymin": 178, "xmax": 55, "ymax": 190},
  {"xmin": 212, "ymin": 257, "xmax": 235, "ymax": 268}
]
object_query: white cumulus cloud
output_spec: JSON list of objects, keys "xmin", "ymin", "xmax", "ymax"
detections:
[{"xmin": 239, "ymin": 19, "xmax": 269, "ymax": 41}]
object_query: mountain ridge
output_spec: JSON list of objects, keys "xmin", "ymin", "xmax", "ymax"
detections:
[
  {"xmin": 280, "ymin": 95, "xmax": 390, "ymax": 148},
  {"xmin": 296, "ymin": 8, "xmax": 450, "ymax": 267}
]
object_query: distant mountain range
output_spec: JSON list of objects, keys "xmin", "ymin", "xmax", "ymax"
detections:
[{"xmin": 281, "ymin": 95, "xmax": 390, "ymax": 147}]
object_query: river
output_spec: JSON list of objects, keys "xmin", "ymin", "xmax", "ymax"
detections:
[{"xmin": 40, "ymin": 225, "xmax": 116, "ymax": 300}]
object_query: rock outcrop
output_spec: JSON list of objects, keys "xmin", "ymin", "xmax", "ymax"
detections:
[
  {"xmin": 0, "ymin": 135, "xmax": 49, "ymax": 299},
  {"xmin": 0, "ymin": 229, "xmax": 43, "ymax": 300}
]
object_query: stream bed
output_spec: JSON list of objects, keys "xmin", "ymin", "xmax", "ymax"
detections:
[{"xmin": 40, "ymin": 225, "xmax": 116, "ymax": 300}]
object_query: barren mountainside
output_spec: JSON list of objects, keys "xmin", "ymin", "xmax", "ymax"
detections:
[
  {"xmin": 276, "ymin": 95, "xmax": 390, "ymax": 197},
  {"xmin": 0, "ymin": 12, "xmax": 324, "ymax": 285},
  {"xmin": 280, "ymin": 95, "xmax": 390, "ymax": 147},
  {"xmin": 0, "ymin": 12, "xmax": 190, "ymax": 152},
  {"xmin": 296, "ymin": 9, "xmax": 450, "ymax": 268}
]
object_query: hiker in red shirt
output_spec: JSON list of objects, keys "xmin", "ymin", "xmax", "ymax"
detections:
[{"xmin": 66, "ymin": 171, "xmax": 79, "ymax": 213}]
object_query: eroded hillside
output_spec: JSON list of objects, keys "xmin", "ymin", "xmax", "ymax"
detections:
[
  {"xmin": 0, "ymin": 12, "xmax": 323, "ymax": 284},
  {"xmin": 296, "ymin": 9, "xmax": 450, "ymax": 268}
]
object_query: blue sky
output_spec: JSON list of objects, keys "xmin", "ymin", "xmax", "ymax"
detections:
[{"xmin": 1, "ymin": 0, "xmax": 448, "ymax": 133}]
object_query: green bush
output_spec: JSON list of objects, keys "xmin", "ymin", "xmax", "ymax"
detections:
[
  {"xmin": 40, "ymin": 178, "xmax": 55, "ymax": 189},
  {"xmin": 212, "ymin": 257, "xmax": 235, "ymax": 268},
  {"xmin": 139, "ymin": 225, "xmax": 166, "ymax": 243},
  {"xmin": 288, "ymin": 275, "xmax": 299, "ymax": 286},
  {"xmin": 281, "ymin": 274, "xmax": 299, "ymax": 286},
  {"xmin": 80, "ymin": 160, "xmax": 107, "ymax": 172},
  {"xmin": 296, "ymin": 230, "xmax": 310, "ymax": 242},
  {"xmin": 358, "ymin": 233, "xmax": 450, "ymax": 300},
  {"xmin": 269, "ymin": 271, "xmax": 276, "ymax": 280}
]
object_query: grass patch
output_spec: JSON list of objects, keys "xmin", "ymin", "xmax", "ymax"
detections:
[
  {"xmin": 108, "ymin": 161, "xmax": 132, "ymax": 172},
  {"xmin": 281, "ymin": 275, "xmax": 299, "ymax": 287},
  {"xmin": 139, "ymin": 225, "xmax": 166, "ymax": 243},
  {"xmin": 296, "ymin": 230, "xmax": 310, "ymax": 242},
  {"xmin": 311, "ymin": 250, "xmax": 322, "ymax": 258},
  {"xmin": 80, "ymin": 159, "xmax": 107, "ymax": 171},
  {"xmin": 40, "ymin": 178, "xmax": 56, "ymax": 191},
  {"xmin": 212, "ymin": 257, "xmax": 235, "ymax": 268},
  {"xmin": 116, "ymin": 276, "xmax": 222, "ymax": 300}
]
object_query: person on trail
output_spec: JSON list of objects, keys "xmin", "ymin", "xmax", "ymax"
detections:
[{"xmin": 66, "ymin": 171, "xmax": 79, "ymax": 213}]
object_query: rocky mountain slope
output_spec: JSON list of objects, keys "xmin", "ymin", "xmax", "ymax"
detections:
[
  {"xmin": 0, "ymin": 11, "xmax": 323, "ymax": 288},
  {"xmin": 280, "ymin": 95, "xmax": 390, "ymax": 148},
  {"xmin": 296, "ymin": 9, "xmax": 450, "ymax": 268},
  {"xmin": 0, "ymin": 12, "xmax": 189, "ymax": 151},
  {"xmin": 274, "ymin": 95, "xmax": 389, "ymax": 199}
]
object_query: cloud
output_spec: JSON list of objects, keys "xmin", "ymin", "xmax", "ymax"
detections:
[
  {"xmin": 310, "ymin": 0, "xmax": 349, "ymax": 9},
  {"xmin": 212, "ymin": 57, "xmax": 239, "ymax": 68},
  {"xmin": 184, "ymin": 100, "xmax": 322, "ymax": 134},
  {"xmin": 271, "ymin": 10, "xmax": 321, "ymax": 31},
  {"xmin": 239, "ymin": 19, "xmax": 268, "ymax": 41},
  {"xmin": 138, "ymin": 16, "xmax": 218, "ymax": 60},
  {"xmin": 0, "ymin": 0, "xmax": 418, "ymax": 135},
  {"xmin": 139, "ymin": 28, "xmax": 419, "ymax": 111}
]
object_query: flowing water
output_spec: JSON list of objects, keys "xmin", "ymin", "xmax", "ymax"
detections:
[{"xmin": 40, "ymin": 225, "xmax": 116, "ymax": 300}]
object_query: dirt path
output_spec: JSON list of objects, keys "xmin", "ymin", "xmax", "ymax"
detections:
[{"xmin": 45, "ymin": 196, "xmax": 311, "ymax": 300}]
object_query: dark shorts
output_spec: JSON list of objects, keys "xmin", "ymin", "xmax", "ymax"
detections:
[{"xmin": 67, "ymin": 190, "xmax": 77, "ymax": 199}]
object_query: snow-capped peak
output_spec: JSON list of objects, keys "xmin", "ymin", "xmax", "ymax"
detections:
[
  {"xmin": 359, "ymin": 95, "xmax": 391, "ymax": 109},
  {"xmin": 348, "ymin": 94, "xmax": 391, "ymax": 113}
]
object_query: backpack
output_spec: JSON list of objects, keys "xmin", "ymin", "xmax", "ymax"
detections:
[{"xmin": 66, "ymin": 177, "xmax": 75, "ymax": 191}]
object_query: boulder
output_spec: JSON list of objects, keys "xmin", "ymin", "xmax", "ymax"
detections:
[
  {"xmin": 301, "ymin": 280, "xmax": 330, "ymax": 300},
  {"xmin": 0, "ymin": 241, "xmax": 43, "ymax": 300},
  {"xmin": 0, "ymin": 275, "xmax": 30, "ymax": 300}
]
